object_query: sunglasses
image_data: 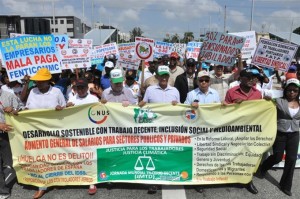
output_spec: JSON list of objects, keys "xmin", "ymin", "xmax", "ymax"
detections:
[
  {"xmin": 198, "ymin": 79, "xmax": 210, "ymax": 83},
  {"xmin": 286, "ymin": 89, "xmax": 299, "ymax": 93}
]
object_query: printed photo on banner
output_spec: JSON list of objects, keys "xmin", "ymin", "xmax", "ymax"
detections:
[
  {"xmin": 117, "ymin": 42, "xmax": 140, "ymax": 70},
  {"xmin": 135, "ymin": 37, "xmax": 154, "ymax": 61},
  {"xmin": 229, "ymin": 31, "xmax": 257, "ymax": 59},
  {"xmin": 186, "ymin": 41, "xmax": 202, "ymax": 61},
  {"xmin": 251, "ymin": 38, "xmax": 298, "ymax": 71},
  {"xmin": 153, "ymin": 41, "xmax": 173, "ymax": 58},
  {"xmin": 60, "ymin": 48, "xmax": 91, "ymax": 69},
  {"xmin": 0, "ymin": 35, "xmax": 61, "ymax": 81},
  {"xmin": 200, "ymin": 31, "xmax": 245, "ymax": 66},
  {"xmin": 68, "ymin": 39, "xmax": 93, "ymax": 49},
  {"xmin": 171, "ymin": 43, "xmax": 187, "ymax": 58}
]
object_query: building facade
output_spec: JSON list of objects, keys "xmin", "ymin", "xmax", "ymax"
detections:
[{"xmin": 0, "ymin": 15, "xmax": 21, "ymax": 39}]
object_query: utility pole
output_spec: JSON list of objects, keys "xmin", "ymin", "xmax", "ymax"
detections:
[
  {"xmin": 224, "ymin": 5, "xmax": 226, "ymax": 33},
  {"xmin": 250, "ymin": 0, "xmax": 254, "ymax": 30},
  {"xmin": 82, "ymin": 0, "xmax": 85, "ymax": 34},
  {"xmin": 289, "ymin": 18, "xmax": 294, "ymax": 43},
  {"xmin": 52, "ymin": 0, "xmax": 55, "ymax": 34},
  {"xmin": 92, "ymin": 0, "xmax": 94, "ymax": 29}
]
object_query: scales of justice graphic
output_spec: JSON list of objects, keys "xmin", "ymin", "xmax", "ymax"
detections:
[{"xmin": 134, "ymin": 155, "xmax": 155, "ymax": 171}]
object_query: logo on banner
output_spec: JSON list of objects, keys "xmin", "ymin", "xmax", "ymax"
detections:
[
  {"xmin": 133, "ymin": 107, "xmax": 157, "ymax": 123},
  {"xmin": 88, "ymin": 105, "xmax": 109, "ymax": 124},
  {"xmin": 182, "ymin": 109, "xmax": 198, "ymax": 122},
  {"xmin": 99, "ymin": 171, "xmax": 108, "ymax": 180},
  {"xmin": 136, "ymin": 42, "xmax": 152, "ymax": 60}
]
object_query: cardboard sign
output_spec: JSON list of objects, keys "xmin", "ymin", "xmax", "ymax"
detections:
[
  {"xmin": 154, "ymin": 41, "xmax": 173, "ymax": 58},
  {"xmin": 200, "ymin": 32, "xmax": 245, "ymax": 66},
  {"xmin": 0, "ymin": 35, "xmax": 61, "ymax": 81},
  {"xmin": 230, "ymin": 31, "xmax": 256, "ymax": 59},
  {"xmin": 117, "ymin": 42, "xmax": 140, "ymax": 70},
  {"xmin": 135, "ymin": 37, "xmax": 154, "ymax": 61},
  {"xmin": 251, "ymin": 38, "xmax": 298, "ymax": 71},
  {"xmin": 68, "ymin": 39, "xmax": 93, "ymax": 49},
  {"xmin": 60, "ymin": 48, "xmax": 91, "ymax": 69},
  {"xmin": 171, "ymin": 43, "xmax": 186, "ymax": 58},
  {"xmin": 186, "ymin": 42, "xmax": 202, "ymax": 61},
  {"xmin": 92, "ymin": 42, "xmax": 119, "ymax": 65}
]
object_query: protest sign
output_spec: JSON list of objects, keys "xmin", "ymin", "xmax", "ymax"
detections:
[
  {"xmin": 60, "ymin": 48, "xmax": 91, "ymax": 69},
  {"xmin": 6, "ymin": 100, "xmax": 276, "ymax": 187},
  {"xmin": 186, "ymin": 41, "xmax": 202, "ymax": 61},
  {"xmin": 200, "ymin": 32, "xmax": 245, "ymax": 66},
  {"xmin": 0, "ymin": 35, "xmax": 61, "ymax": 81},
  {"xmin": 251, "ymin": 38, "xmax": 298, "ymax": 71},
  {"xmin": 135, "ymin": 37, "xmax": 154, "ymax": 61},
  {"xmin": 171, "ymin": 43, "xmax": 186, "ymax": 58},
  {"xmin": 10, "ymin": 33, "xmax": 69, "ymax": 50},
  {"xmin": 68, "ymin": 39, "xmax": 93, "ymax": 49},
  {"xmin": 230, "ymin": 31, "xmax": 256, "ymax": 59},
  {"xmin": 54, "ymin": 35, "xmax": 69, "ymax": 50},
  {"xmin": 117, "ymin": 42, "xmax": 140, "ymax": 70},
  {"xmin": 153, "ymin": 41, "xmax": 173, "ymax": 58},
  {"xmin": 92, "ymin": 43, "xmax": 119, "ymax": 65}
]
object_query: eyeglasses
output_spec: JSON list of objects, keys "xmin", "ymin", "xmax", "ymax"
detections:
[
  {"xmin": 198, "ymin": 79, "xmax": 210, "ymax": 83},
  {"xmin": 286, "ymin": 89, "xmax": 299, "ymax": 93}
]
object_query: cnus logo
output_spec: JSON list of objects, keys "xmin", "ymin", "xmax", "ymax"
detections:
[{"xmin": 88, "ymin": 105, "xmax": 109, "ymax": 124}]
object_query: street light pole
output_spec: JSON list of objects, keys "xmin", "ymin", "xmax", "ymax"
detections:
[
  {"xmin": 52, "ymin": 0, "xmax": 55, "ymax": 34},
  {"xmin": 250, "ymin": 0, "xmax": 254, "ymax": 30}
]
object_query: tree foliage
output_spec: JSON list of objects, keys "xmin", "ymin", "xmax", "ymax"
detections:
[
  {"xmin": 130, "ymin": 27, "xmax": 143, "ymax": 41},
  {"xmin": 182, "ymin": 32, "xmax": 194, "ymax": 43}
]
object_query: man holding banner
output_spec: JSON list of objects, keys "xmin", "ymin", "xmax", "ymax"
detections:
[{"xmin": 224, "ymin": 68, "xmax": 263, "ymax": 194}]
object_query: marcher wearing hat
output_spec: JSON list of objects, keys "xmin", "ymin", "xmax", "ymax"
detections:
[
  {"xmin": 224, "ymin": 69, "xmax": 262, "ymax": 104},
  {"xmin": 224, "ymin": 68, "xmax": 262, "ymax": 194},
  {"xmin": 138, "ymin": 65, "xmax": 179, "ymax": 194},
  {"xmin": 139, "ymin": 65, "xmax": 180, "ymax": 106},
  {"xmin": 184, "ymin": 70, "xmax": 220, "ymax": 107},
  {"xmin": 100, "ymin": 61, "xmax": 115, "ymax": 90},
  {"xmin": 259, "ymin": 78, "xmax": 300, "ymax": 196},
  {"xmin": 66, "ymin": 78, "xmax": 99, "ymax": 195},
  {"xmin": 67, "ymin": 78, "xmax": 99, "ymax": 107},
  {"xmin": 143, "ymin": 66, "xmax": 175, "ymax": 94},
  {"xmin": 168, "ymin": 52, "xmax": 184, "ymax": 86},
  {"xmin": 101, "ymin": 69, "xmax": 136, "ymax": 106},
  {"xmin": 174, "ymin": 58, "xmax": 198, "ymax": 103},
  {"xmin": 24, "ymin": 68, "xmax": 66, "ymax": 199}
]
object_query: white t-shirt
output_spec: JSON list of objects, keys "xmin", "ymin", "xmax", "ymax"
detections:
[
  {"xmin": 26, "ymin": 86, "xmax": 66, "ymax": 109},
  {"xmin": 68, "ymin": 93, "xmax": 99, "ymax": 105}
]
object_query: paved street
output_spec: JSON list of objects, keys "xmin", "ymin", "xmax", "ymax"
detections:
[{"xmin": 9, "ymin": 169, "xmax": 299, "ymax": 199}]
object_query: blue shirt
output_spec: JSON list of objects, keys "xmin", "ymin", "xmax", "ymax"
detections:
[
  {"xmin": 100, "ymin": 75, "xmax": 111, "ymax": 90},
  {"xmin": 143, "ymin": 85, "xmax": 180, "ymax": 103},
  {"xmin": 184, "ymin": 87, "xmax": 220, "ymax": 104}
]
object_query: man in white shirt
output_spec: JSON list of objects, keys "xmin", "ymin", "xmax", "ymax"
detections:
[{"xmin": 67, "ymin": 78, "xmax": 99, "ymax": 107}]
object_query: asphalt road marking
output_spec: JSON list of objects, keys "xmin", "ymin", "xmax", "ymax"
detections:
[{"xmin": 162, "ymin": 185, "xmax": 186, "ymax": 199}]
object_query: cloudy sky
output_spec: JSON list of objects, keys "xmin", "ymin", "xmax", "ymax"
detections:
[{"xmin": 1, "ymin": 0, "xmax": 300, "ymax": 40}]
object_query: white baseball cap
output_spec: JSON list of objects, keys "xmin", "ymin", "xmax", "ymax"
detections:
[{"xmin": 105, "ymin": 61, "xmax": 114, "ymax": 68}]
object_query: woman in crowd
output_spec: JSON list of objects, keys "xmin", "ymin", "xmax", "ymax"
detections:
[
  {"xmin": 25, "ymin": 68, "xmax": 66, "ymax": 199},
  {"xmin": 260, "ymin": 78, "xmax": 300, "ymax": 196}
]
